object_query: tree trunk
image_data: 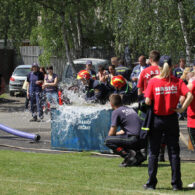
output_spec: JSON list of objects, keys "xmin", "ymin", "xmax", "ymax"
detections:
[
  {"xmin": 61, "ymin": 13, "xmax": 76, "ymax": 73},
  {"xmin": 76, "ymin": 0, "xmax": 83, "ymax": 57},
  {"xmin": 69, "ymin": 16, "xmax": 79, "ymax": 58},
  {"xmin": 177, "ymin": 0, "xmax": 191, "ymax": 64}
]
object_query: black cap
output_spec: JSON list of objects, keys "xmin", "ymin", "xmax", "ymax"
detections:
[
  {"xmin": 159, "ymin": 55, "xmax": 172, "ymax": 67},
  {"xmin": 48, "ymin": 66, "xmax": 53, "ymax": 70}
]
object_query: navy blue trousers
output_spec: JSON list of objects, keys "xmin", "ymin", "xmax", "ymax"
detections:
[
  {"xmin": 105, "ymin": 134, "xmax": 140, "ymax": 151},
  {"xmin": 30, "ymin": 91, "xmax": 43, "ymax": 118},
  {"xmin": 147, "ymin": 113, "xmax": 182, "ymax": 188}
]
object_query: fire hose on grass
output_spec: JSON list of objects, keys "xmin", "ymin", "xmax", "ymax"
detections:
[{"xmin": 0, "ymin": 123, "xmax": 40, "ymax": 141}]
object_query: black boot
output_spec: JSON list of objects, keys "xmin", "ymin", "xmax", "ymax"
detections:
[
  {"xmin": 135, "ymin": 151, "xmax": 146, "ymax": 165},
  {"xmin": 29, "ymin": 116, "xmax": 37, "ymax": 122},
  {"xmin": 119, "ymin": 150, "xmax": 137, "ymax": 167},
  {"xmin": 114, "ymin": 147, "xmax": 129, "ymax": 167},
  {"xmin": 114, "ymin": 147, "xmax": 128, "ymax": 158}
]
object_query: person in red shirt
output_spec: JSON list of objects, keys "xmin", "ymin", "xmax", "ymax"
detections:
[
  {"xmin": 137, "ymin": 51, "xmax": 167, "ymax": 161},
  {"xmin": 187, "ymin": 78, "xmax": 195, "ymax": 149},
  {"xmin": 137, "ymin": 50, "xmax": 160, "ymax": 96},
  {"xmin": 144, "ymin": 55, "xmax": 193, "ymax": 191}
]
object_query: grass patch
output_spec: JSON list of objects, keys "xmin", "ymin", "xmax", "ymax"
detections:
[
  {"xmin": 0, "ymin": 93, "xmax": 8, "ymax": 99},
  {"xmin": 0, "ymin": 150, "xmax": 194, "ymax": 195}
]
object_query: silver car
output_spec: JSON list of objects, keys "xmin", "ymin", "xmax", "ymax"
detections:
[
  {"xmin": 9, "ymin": 65, "xmax": 32, "ymax": 96},
  {"xmin": 62, "ymin": 58, "xmax": 109, "ymax": 82}
]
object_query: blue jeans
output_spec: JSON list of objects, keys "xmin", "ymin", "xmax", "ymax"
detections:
[
  {"xmin": 29, "ymin": 91, "xmax": 43, "ymax": 118},
  {"xmin": 46, "ymin": 91, "xmax": 58, "ymax": 105}
]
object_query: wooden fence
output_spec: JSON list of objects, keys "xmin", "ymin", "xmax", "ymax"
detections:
[{"xmin": 14, "ymin": 46, "xmax": 115, "ymax": 80}]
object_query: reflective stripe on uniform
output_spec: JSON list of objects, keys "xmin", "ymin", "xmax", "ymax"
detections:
[{"xmin": 141, "ymin": 127, "xmax": 150, "ymax": 131}]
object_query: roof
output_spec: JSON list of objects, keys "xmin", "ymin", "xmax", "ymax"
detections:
[
  {"xmin": 15, "ymin": 65, "xmax": 32, "ymax": 68},
  {"xmin": 73, "ymin": 58, "xmax": 108, "ymax": 65}
]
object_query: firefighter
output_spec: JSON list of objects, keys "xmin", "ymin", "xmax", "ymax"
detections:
[
  {"xmin": 105, "ymin": 94, "xmax": 145, "ymax": 167},
  {"xmin": 111, "ymin": 75, "xmax": 137, "ymax": 105},
  {"xmin": 77, "ymin": 70, "xmax": 110, "ymax": 104},
  {"xmin": 143, "ymin": 55, "xmax": 193, "ymax": 191}
]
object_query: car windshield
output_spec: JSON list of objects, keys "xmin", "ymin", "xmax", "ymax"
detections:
[{"xmin": 13, "ymin": 68, "xmax": 31, "ymax": 76}]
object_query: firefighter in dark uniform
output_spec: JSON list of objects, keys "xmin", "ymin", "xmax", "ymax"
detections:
[
  {"xmin": 173, "ymin": 58, "xmax": 186, "ymax": 78},
  {"xmin": 77, "ymin": 70, "xmax": 110, "ymax": 104},
  {"xmin": 111, "ymin": 75, "xmax": 137, "ymax": 105},
  {"xmin": 105, "ymin": 94, "xmax": 145, "ymax": 167},
  {"xmin": 143, "ymin": 55, "xmax": 193, "ymax": 191},
  {"xmin": 27, "ymin": 63, "xmax": 44, "ymax": 122},
  {"xmin": 115, "ymin": 59, "xmax": 131, "ymax": 81}
]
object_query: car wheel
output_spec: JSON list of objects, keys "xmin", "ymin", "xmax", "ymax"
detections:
[{"xmin": 10, "ymin": 91, "xmax": 15, "ymax": 96}]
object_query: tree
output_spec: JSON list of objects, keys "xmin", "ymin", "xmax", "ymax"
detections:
[
  {"xmin": 31, "ymin": 0, "xmax": 113, "ymax": 66},
  {"xmin": 0, "ymin": 0, "xmax": 38, "ymax": 50},
  {"xmin": 100, "ymin": 0, "xmax": 195, "ymax": 63}
]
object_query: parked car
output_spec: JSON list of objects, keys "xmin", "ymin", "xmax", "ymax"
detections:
[
  {"xmin": 62, "ymin": 58, "xmax": 109, "ymax": 82},
  {"xmin": 9, "ymin": 65, "xmax": 32, "ymax": 96}
]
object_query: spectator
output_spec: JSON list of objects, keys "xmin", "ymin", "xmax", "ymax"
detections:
[
  {"xmin": 43, "ymin": 66, "xmax": 58, "ymax": 105},
  {"xmin": 108, "ymin": 65, "xmax": 116, "ymax": 80},
  {"xmin": 186, "ymin": 62, "xmax": 195, "ymax": 190},
  {"xmin": 137, "ymin": 50, "xmax": 160, "ymax": 97},
  {"xmin": 39, "ymin": 67, "xmax": 47, "ymax": 110},
  {"xmin": 0, "ymin": 74, "xmax": 5, "ymax": 95},
  {"xmin": 107, "ymin": 65, "xmax": 116, "ymax": 92},
  {"xmin": 192, "ymin": 63, "xmax": 195, "ymax": 73},
  {"xmin": 180, "ymin": 67, "xmax": 191, "ymax": 83},
  {"xmin": 173, "ymin": 58, "xmax": 186, "ymax": 78},
  {"xmin": 146, "ymin": 59, "xmax": 151, "ymax": 66},
  {"xmin": 85, "ymin": 60, "xmax": 96, "ymax": 79},
  {"xmin": 111, "ymin": 57, "xmax": 119, "ymax": 67},
  {"xmin": 40, "ymin": 67, "xmax": 47, "ymax": 76},
  {"xmin": 187, "ymin": 77, "xmax": 195, "ymax": 151},
  {"xmin": 187, "ymin": 72, "xmax": 195, "ymax": 82},
  {"xmin": 27, "ymin": 63, "xmax": 44, "ymax": 122},
  {"xmin": 131, "ymin": 55, "xmax": 149, "ymax": 87},
  {"xmin": 144, "ymin": 55, "xmax": 193, "ymax": 190},
  {"xmin": 96, "ymin": 65, "xmax": 108, "ymax": 84},
  {"xmin": 105, "ymin": 94, "xmax": 145, "ymax": 167}
]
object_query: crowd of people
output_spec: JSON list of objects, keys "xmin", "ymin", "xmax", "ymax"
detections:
[
  {"xmin": 25, "ymin": 63, "xmax": 59, "ymax": 122},
  {"xmin": 77, "ymin": 51, "xmax": 195, "ymax": 191}
]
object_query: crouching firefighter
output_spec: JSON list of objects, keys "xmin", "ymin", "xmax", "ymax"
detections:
[
  {"xmin": 77, "ymin": 70, "xmax": 110, "ymax": 104},
  {"xmin": 111, "ymin": 75, "xmax": 137, "ymax": 105},
  {"xmin": 105, "ymin": 94, "xmax": 145, "ymax": 167}
]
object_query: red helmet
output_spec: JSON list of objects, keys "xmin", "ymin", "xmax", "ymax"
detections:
[
  {"xmin": 111, "ymin": 75, "xmax": 126, "ymax": 88},
  {"xmin": 77, "ymin": 70, "xmax": 91, "ymax": 80}
]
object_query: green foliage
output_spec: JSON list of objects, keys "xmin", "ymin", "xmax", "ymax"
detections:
[
  {"xmin": 101, "ymin": 0, "xmax": 195, "ymax": 63},
  {"xmin": 0, "ymin": 0, "xmax": 38, "ymax": 51},
  {"xmin": 30, "ymin": 0, "xmax": 114, "ymax": 64},
  {"xmin": 0, "ymin": 0, "xmax": 194, "ymax": 63}
]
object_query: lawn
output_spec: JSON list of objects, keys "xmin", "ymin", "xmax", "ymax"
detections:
[{"xmin": 0, "ymin": 150, "xmax": 194, "ymax": 195}]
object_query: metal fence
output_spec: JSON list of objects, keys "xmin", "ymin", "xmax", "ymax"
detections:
[{"xmin": 15, "ymin": 46, "xmax": 115, "ymax": 81}]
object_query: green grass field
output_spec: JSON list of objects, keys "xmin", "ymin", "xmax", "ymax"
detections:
[{"xmin": 0, "ymin": 150, "xmax": 194, "ymax": 195}]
